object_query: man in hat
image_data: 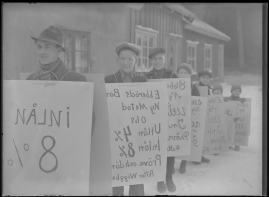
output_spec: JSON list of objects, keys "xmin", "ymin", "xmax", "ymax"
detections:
[
  {"xmin": 144, "ymin": 47, "xmax": 177, "ymax": 193},
  {"xmin": 144, "ymin": 47, "xmax": 178, "ymax": 79},
  {"xmin": 27, "ymin": 25, "xmax": 86, "ymax": 81},
  {"xmin": 105, "ymin": 42, "xmax": 147, "ymax": 196}
]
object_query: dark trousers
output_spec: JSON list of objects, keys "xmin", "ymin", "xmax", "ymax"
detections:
[
  {"xmin": 113, "ymin": 184, "xmax": 144, "ymax": 196},
  {"xmin": 166, "ymin": 156, "xmax": 175, "ymax": 180}
]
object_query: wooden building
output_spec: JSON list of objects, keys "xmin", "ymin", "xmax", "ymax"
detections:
[{"xmin": 3, "ymin": 3, "xmax": 230, "ymax": 82}]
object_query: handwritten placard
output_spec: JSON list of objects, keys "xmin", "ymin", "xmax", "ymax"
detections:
[
  {"xmin": 203, "ymin": 95, "xmax": 229, "ymax": 154},
  {"xmin": 106, "ymin": 82, "xmax": 168, "ymax": 187},
  {"xmin": 149, "ymin": 77, "xmax": 192, "ymax": 157},
  {"xmin": 3, "ymin": 80, "xmax": 94, "ymax": 195},
  {"xmin": 178, "ymin": 96, "xmax": 208, "ymax": 162},
  {"xmin": 197, "ymin": 86, "xmax": 208, "ymax": 97},
  {"xmin": 223, "ymin": 101, "xmax": 239, "ymax": 147},
  {"xmin": 231, "ymin": 99, "xmax": 252, "ymax": 146}
]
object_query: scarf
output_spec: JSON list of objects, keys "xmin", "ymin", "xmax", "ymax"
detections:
[{"xmin": 35, "ymin": 58, "xmax": 61, "ymax": 80}]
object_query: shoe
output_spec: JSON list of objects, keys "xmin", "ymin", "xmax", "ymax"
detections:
[
  {"xmin": 234, "ymin": 145, "xmax": 240, "ymax": 151},
  {"xmin": 179, "ymin": 160, "xmax": 186, "ymax": 174},
  {"xmin": 157, "ymin": 181, "xmax": 166, "ymax": 193},
  {"xmin": 166, "ymin": 179, "xmax": 176, "ymax": 192},
  {"xmin": 201, "ymin": 156, "xmax": 210, "ymax": 163},
  {"xmin": 192, "ymin": 161, "xmax": 201, "ymax": 165}
]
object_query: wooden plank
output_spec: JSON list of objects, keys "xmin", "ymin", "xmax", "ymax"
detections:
[
  {"xmin": 130, "ymin": 9, "xmax": 135, "ymax": 43},
  {"xmin": 141, "ymin": 4, "xmax": 145, "ymax": 27}
]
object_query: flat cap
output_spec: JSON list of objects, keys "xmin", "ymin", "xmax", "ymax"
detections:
[
  {"xmin": 231, "ymin": 84, "xmax": 242, "ymax": 93},
  {"xmin": 115, "ymin": 42, "xmax": 142, "ymax": 56},
  {"xmin": 148, "ymin": 47, "xmax": 166, "ymax": 59},
  {"xmin": 177, "ymin": 63, "xmax": 192, "ymax": 74},
  {"xmin": 212, "ymin": 84, "xmax": 223, "ymax": 93},
  {"xmin": 198, "ymin": 70, "xmax": 212, "ymax": 78}
]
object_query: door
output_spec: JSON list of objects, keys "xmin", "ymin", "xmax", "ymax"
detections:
[{"xmin": 166, "ymin": 35, "xmax": 180, "ymax": 73}]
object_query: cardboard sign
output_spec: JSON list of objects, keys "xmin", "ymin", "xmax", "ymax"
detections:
[
  {"xmin": 178, "ymin": 96, "xmax": 208, "ymax": 162},
  {"xmin": 106, "ymin": 82, "xmax": 168, "ymax": 187},
  {"xmin": 3, "ymin": 80, "xmax": 94, "ymax": 195},
  {"xmin": 149, "ymin": 77, "xmax": 192, "ymax": 157},
  {"xmin": 197, "ymin": 86, "xmax": 208, "ymax": 97},
  {"xmin": 203, "ymin": 95, "xmax": 229, "ymax": 154},
  {"xmin": 232, "ymin": 99, "xmax": 252, "ymax": 146},
  {"xmin": 83, "ymin": 74, "xmax": 112, "ymax": 196},
  {"xmin": 223, "ymin": 101, "xmax": 239, "ymax": 147}
]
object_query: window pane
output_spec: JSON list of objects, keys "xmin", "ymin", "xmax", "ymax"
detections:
[
  {"xmin": 143, "ymin": 36, "xmax": 147, "ymax": 47},
  {"xmin": 75, "ymin": 36, "xmax": 81, "ymax": 50},
  {"xmin": 64, "ymin": 34, "xmax": 72, "ymax": 51},
  {"xmin": 149, "ymin": 36, "xmax": 153, "ymax": 47},
  {"xmin": 66, "ymin": 51, "xmax": 72, "ymax": 70},
  {"xmin": 137, "ymin": 35, "xmax": 141, "ymax": 46},
  {"xmin": 143, "ymin": 48, "xmax": 147, "ymax": 57},
  {"xmin": 82, "ymin": 35, "xmax": 88, "ymax": 51},
  {"xmin": 75, "ymin": 51, "xmax": 82, "ymax": 72},
  {"xmin": 82, "ymin": 51, "xmax": 88, "ymax": 72}
]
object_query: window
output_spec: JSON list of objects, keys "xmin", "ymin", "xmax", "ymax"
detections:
[
  {"xmin": 135, "ymin": 26, "xmax": 158, "ymax": 72},
  {"xmin": 204, "ymin": 44, "xmax": 212, "ymax": 72},
  {"xmin": 59, "ymin": 28, "xmax": 91, "ymax": 73},
  {"xmin": 186, "ymin": 40, "xmax": 198, "ymax": 72}
]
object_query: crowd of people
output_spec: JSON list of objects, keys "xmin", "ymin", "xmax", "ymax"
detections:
[{"xmin": 27, "ymin": 25, "xmax": 246, "ymax": 196}]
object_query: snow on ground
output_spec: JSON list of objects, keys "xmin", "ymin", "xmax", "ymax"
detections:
[{"xmin": 124, "ymin": 81, "xmax": 262, "ymax": 196}]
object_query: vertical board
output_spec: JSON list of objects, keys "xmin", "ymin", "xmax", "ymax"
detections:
[
  {"xmin": 178, "ymin": 96, "xmax": 208, "ymax": 162},
  {"xmin": 149, "ymin": 76, "xmax": 192, "ymax": 157},
  {"xmin": 106, "ymin": 82, "xmax": 168, "ymax": 187},
  {"xmin": 203, "ymin": 95, "xmax": 229, "ymax": 154},
  {"xmin": 3, "ymin": 80, "xmax": 93, "ymax": 195}
]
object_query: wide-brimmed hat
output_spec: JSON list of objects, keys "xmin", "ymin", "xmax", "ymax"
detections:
[
  {"xmin": 148, "ymin": 47, "xmax": 165, "ymax": 59},
  {"xmin": 198, "ymin": 70, "xmax": 212, "ymax": 78},
  {"xmin": 31, "ymin": 25, "xmax": 66, "ymax": 52},
  {"xmin": 177, "ymin": 63, "xmax": 192, "ymax": 74},
  {"xmin": 115, "ymin": 42, "xmax": 142, "ymax": 57}
]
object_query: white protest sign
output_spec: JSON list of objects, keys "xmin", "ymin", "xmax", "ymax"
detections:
[
  {"xmin": 203, "ymin": 95, "xmax": 229, "ymax": 154},
  {"xmin": 149, "ymin": 77, "xmax": 192, "ymax": 157},
  {"xmin": 223, "ymin": 101, "xmax": 239, "ymax": 147},
  {"xmin": 232, "ymin": 99, "xmax": 252, "ymax": 146},
  {"xmin": 178, "ymin": 96, "xmax": 208, "ymax": 162},
  {"xmin": 3, "ymin": 80, "xmax": 94, "ymax": 196},
  {"xmin": 106, "ymin": 82, "xmax": 168, "ymax": 187}
]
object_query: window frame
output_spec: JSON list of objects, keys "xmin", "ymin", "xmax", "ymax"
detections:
[
  {"xmin": 186, "ymin": 40, "xmax": 198, "ymax": 73},
  {"xmin": 59, "ymin": 28, "xmax": 91, "ymax": 73},
  {"xmin": 204, "ymin": 43, "xmax": 213, "ymax": 72},
  {"xmin": 135, "ymin": 25, "xmax": 158, "ymax": 72}
]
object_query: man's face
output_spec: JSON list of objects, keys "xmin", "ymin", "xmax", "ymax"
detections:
[
  {"xmin": 178, "ymin": 68, "xmax": 189, "ymax": 75},
  {"xmin": 117, "ymin": 49, "xmax": 137, "ymax": 73},
  {"xmin": 151, "ymin": 53, "xmax": 165, "ymax": 70},
  {"xmin": 232, "ymin": 89, "xmax": 241, "ymax": 97},
  {"xmin": 36, "ymin": 40, "xmax": 61, "ymax": 65},
  {"xmin": 199, "ymin": 74, "xmax": 210, "ymax": 85},
  {"xmin": 213, "ymin": 89, "xmax": 222, "ymax": 95}
]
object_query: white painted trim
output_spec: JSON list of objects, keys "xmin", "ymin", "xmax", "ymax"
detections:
[
  {"xmin": 166, "ymin": 33, "xmax": 183, "ymax": 38},
  {"xmin": 204, "ymin": 43, "xmax": 213, "ymax": 47},
  {"xmin": 135, "ymin": 25, "xmax": 159, "ymax": 34},
  {"xmin": 186, "ymin": 40, "xmax": 199, "ymax": 44}
]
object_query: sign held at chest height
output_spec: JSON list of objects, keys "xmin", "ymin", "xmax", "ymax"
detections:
[
  {"xmin": 149, "ymin": 76, "xmax": 192, "ymax": 157},
  {"xmin": 106, "ymin": 82, "xmax": 168, "ymax": 187},
  {"xmin": 3, "ymin": 80, "xmax": 94, "ymax": 196}
]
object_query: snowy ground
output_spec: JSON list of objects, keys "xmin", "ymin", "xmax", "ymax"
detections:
[{"xmin": 124, "ymin": 79, "xmax": 263, "ymax": 195}]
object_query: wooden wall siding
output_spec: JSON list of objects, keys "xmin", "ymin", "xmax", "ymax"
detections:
[{"xmin": 130, "ymin": 3, "xmax": 184, "ymax": 49}]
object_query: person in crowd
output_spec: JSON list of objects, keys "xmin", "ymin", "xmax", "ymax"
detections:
[
  {"xmin": 224, "ymin": 84, "xmax": 246, "ymax": 151},
  {"xmin": 145, "ymin": 47, "xmax": 177, "ymax": 193},
  {"xmin": 212, "ymin": 84, "xmax": 223, "ymax": 95},
  {"xmin": 27, "ymin": 25, "xmax": 95, "ymax": 135},
  {"xmin": 105, "ymin": 42, "xmax": 146, "ymax": 196},
  {"xmin": 176, "ymin": 63, "xmax": 200, "ymax": 173},
  {"xmin": 191, "ymin": 70, "xmax": 212, "ymax": 164}
]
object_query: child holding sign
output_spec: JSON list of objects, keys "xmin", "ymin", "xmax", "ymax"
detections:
[
  {"xmin": 145, "ymin": 47, "xmax": 177, "ymax": 193},
  {"xmin": 224, "ymin": 85, "xmax": 246, "ymax": 151},
  {"xmin": 105, "ymin": 42, "xmax": 147, "ymax": 196},
  {"xmin": 176, "ymin": 63, "xmax": 200, "ymax": 174}
]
